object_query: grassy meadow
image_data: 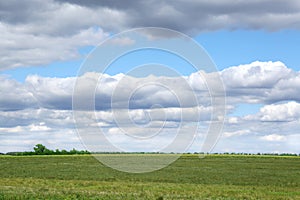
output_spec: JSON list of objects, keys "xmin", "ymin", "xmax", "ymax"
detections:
[{"xmin": 0, "ymin": 154, "xmax": 299, "ymax": 199}]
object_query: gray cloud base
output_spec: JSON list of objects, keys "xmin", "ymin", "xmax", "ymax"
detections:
[
  {"xmin": 1, "ymin": 0, "xmax": 300, "ymax": 69},
  {"xmin": 1, "ymin": 61, "xmax": 297, "ymax": 112}
]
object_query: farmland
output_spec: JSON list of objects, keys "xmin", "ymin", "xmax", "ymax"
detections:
[{"xmin": 0, "ymin": 154, "xmax": 299, "ymax": 199}]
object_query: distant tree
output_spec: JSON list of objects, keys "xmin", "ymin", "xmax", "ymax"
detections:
[
  {"xmin": 61, "ymin": 149, "xmax": 68, "ymax": 154},
  {"xmin": 70, "ymin": 148, "xmax": 77, "ymax": 154},
  {"xmin": 33, "ymin": 144, "xmax": 48, "ymax": 154},
  {"xmin": 55, "ymin": 149, "xmax": 61, "ymax": 155},
  {"xmin": 44, "ymin": 148, "xmax": 54, "ymax": 155}
]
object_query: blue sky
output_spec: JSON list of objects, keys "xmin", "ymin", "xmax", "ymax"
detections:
[
  {"xmin": 1, "ymin": 0, "xmax": 300, "ymax": 154},
  {"xmin": 197, "ymin": 30, "xmax": 300, "ymax": 71},
  {"xmin": 3, "ymin": 30, "xmax": 300, "ymax": 82}
]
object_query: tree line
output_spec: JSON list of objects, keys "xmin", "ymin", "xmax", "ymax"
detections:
[
  {"xmin": 1, "ymin": 144, "xmax": 299, "ymax": 156},
  {"xmin": 3, "ymin": 144, "xmax": 90, "ymax": 156}
]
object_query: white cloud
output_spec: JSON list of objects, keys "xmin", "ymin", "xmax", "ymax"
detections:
[
  {"xmin": 0, "ymin": 22, "xmax": 108, "ymax": 70},
  {"xmin": 0, "ymin": 123, "xmax": 51, "ymax": 133},
  {"xmin": 2, "ymin": 61, "xmax": 300, "ymax": 122},
  {"xmin": 221, "ymin": 61, "xmax": 300, "ymax": 104},
  {"xmin": 0, "ymin": 76, "xmax": 37, "ymax": 111},
  {"xmin": 260, "ymin": 134, "xmax": 286, "ymax": 142},
  {"xmin": 245, "ymin": 101, "xmax": 300, "ymax": 122},
  {"xmin": 2, "ymin": 60, "xmax": 300, "ymax": 123},
  {"xmin": 28, "ymin": 123, "xmax": 51, "ymax": 131},
  {"xmin": 222, "ymin": 61, "xmax": 292, "ymax": 88},
  {"xmin": 223, "ymin": 130, "xmax": 251, "ymax": 138},
  {"xmin": 25, "ymin": 75, "xmax": 76, "ymax": 110},
  {"xmin": 1, "ymin": 1, "xmax": 300, "ymax": 69},
  {"xmin": 1, "ymin": 61, "xmax": 300, "ymax": 153},
  {"xmin": 260, "ymin": 102, "xmax": 300, "ymax": 122},
  {"xmin": 227, "ymin": 117, "xmax": 239, "ymax": 124},
  {"xmin": 0, "ymin": 126, "xmax": 24, "ymax": 133}
]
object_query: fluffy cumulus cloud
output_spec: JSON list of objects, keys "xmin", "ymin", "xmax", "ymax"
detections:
[
  {"xmin": 259, "ymin": 102, "xmax": 300, "ymax": 122},
  {"xmin": 0, "ymin": 76, "xmax": 37, "ymax": 111},
  {"xmin": 26, "ymin": 75, "xmax": 76, "ymax": 110},
  {"xmin": 0, "ymin": 61, "xmax": 300, "ymax": 153},
  {"xmin": 222, "ymin": 61, "xmax": 292, "ymax": 89},
  {"xmin": 221, "ymin": 61, "xmax": 300, "ymax": 104},
  {"xmin": 1, "ymin": 0, "xmax": 300, "ymax": 69},
  {"xmin": 13, "ymin": 60, "xmax": 298, "ymax": 111}
]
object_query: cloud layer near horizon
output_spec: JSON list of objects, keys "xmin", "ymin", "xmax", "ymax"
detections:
[
  {"xmin": 1, "ymin": 61, "xmax": 299, "ymax": 111},
  {"xmin": 1, "ymin": 0, "xmax": 300, "ymax": 69},
  {"xmin": 1, "ymin": 61, "xmax": 300, "ymax": 153}
]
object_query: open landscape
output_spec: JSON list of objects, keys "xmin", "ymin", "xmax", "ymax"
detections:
[
  {"xmin": 0, "ymin": 154, "xmax": 299, "ymax": 199},
  {"xmin": 1, "ymin": 1, "xmax": 300, "ymax": 199}
]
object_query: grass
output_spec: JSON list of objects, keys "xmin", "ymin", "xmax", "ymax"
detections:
[{"xmin": 0, "ymin": 154, "xmax": 299, "ymax": 199}]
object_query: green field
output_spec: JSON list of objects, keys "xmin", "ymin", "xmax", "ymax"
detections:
[{"xmin": 0, "ymin": 154, "xmax": 299, "ymax": 199}]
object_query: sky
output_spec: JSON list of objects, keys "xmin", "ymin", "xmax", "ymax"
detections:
[{"xmin": 1, "ymin": 0, "xmax": 300, "ymax": 154}]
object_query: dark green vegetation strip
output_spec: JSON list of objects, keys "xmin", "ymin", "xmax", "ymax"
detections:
[{"xmin": 0, "ymin": 155, "xmax": 299, "ymax": 199}]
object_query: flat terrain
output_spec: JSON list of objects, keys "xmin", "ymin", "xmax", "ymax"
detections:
[{"xmin": 0, "ymin": 154, "xmax": 299, "ymax": 199}]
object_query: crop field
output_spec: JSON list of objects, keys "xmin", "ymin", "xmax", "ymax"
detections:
[{"xmin": 0, "ymin": 154, "xmax": 299, "ymax": 199}]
